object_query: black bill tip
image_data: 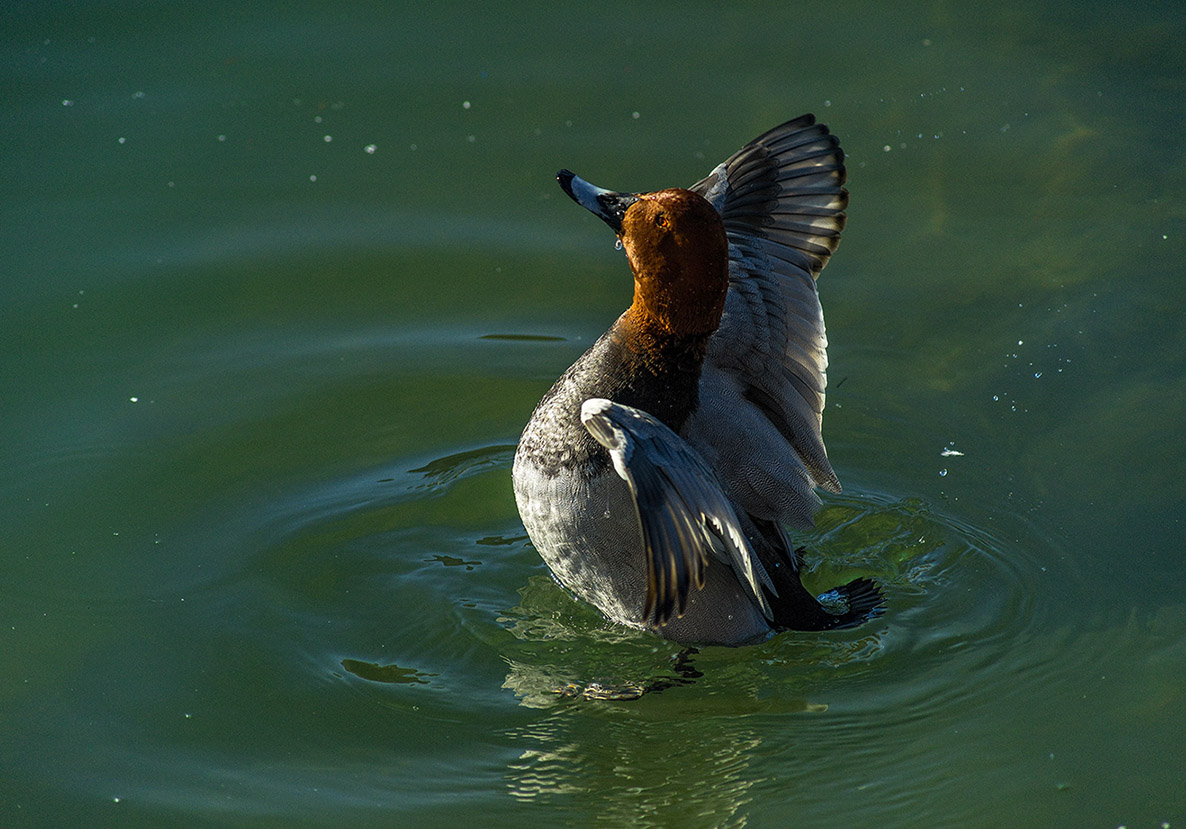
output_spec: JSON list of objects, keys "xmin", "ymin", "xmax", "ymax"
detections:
[{"xmin": 556, "ymin": 170, "xmax": 639, "ymax": 234}]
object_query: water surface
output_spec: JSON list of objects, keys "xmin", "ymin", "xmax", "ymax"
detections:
[{"xmin": 3, "ymin": 2, "xmax": 1184, "ymax": 826}]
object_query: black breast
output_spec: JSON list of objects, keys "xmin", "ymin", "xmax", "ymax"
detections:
[{"xmin": 519, "ymin": 318, "xmax": 710, "ymax": 476}]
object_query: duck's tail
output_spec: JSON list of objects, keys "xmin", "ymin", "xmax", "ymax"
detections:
[
  {"xmin": 753, "ymin": 522, "xmax": 886, "ymax": 632},
  {"xmin": 814, "ymin": 577, "xmax": 885, "ymax": 629}
]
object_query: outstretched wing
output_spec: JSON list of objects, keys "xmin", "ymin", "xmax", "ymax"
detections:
[
  {"xmin": 580, "ymin": 398, "xmax": 775, "ymax": 626},
  {"xmin": 690, "ymin": 115, "xmax": 848, "ymax": 524}
]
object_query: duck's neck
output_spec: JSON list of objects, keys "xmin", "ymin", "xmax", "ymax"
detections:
[
  {"xmin": 606, "ymin": 306, "xmax": 710, "ymax": 433},
  {"xmin": 620, "ymin": 304, "xmax": 710, "ymax": 369},
  {"xmin": 625, "ymin": 269, "xmax": 727, "ymax": 339}
]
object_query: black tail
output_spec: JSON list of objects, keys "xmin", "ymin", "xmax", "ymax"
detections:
[
  {"xmin": 814, "ymin": 577, "xmax": 885, "ymax": 629},
  {"xmin": 751, "ymin": 520, "xmax": 886, "ymax": 632}
]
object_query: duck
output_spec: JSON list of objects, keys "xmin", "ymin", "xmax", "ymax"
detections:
[{"xmin": 512, "ymin": 114, "xmax": 883, "ymax": 646}]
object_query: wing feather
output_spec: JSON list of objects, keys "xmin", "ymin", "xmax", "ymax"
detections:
[
  {"xmin": 580, "ymin": 398, "xmax": 775, "ymax": 626},
  {"xmin": 690, "ymin": 114, "xmax": 848, "ymax": 506}
]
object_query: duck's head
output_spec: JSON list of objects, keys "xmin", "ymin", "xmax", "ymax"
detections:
[{"xmin": 558, "ymin": 170, "xmax": 729, "ymax": 338}]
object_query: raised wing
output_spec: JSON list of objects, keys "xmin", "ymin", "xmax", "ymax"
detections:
[
  {"xmin": 579, "ymin": 398, "xmax": 775, "ymax": 626},
  {"xmin": 690, "ymin": 114, "xmax": 848, "ymax": 507}
]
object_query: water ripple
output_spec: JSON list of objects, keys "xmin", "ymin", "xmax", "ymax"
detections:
[{"xmin": 498, "ymin": 486, "xmax": 1048, "ymax": 721}]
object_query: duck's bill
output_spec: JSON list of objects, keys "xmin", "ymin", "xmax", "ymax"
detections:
[{"xmin": 557, "ymin": 170, "xmax": 640, "ymax": 235}]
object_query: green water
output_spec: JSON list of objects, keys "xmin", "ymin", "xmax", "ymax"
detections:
[{"xmin": 4, "ymin": 2, "xmax": 1184, "ymax": 826}]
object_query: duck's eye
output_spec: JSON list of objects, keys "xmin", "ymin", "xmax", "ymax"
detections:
[{"xmin": 653, "ymin": 212, "xmax": 669, "ymax": 229}]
